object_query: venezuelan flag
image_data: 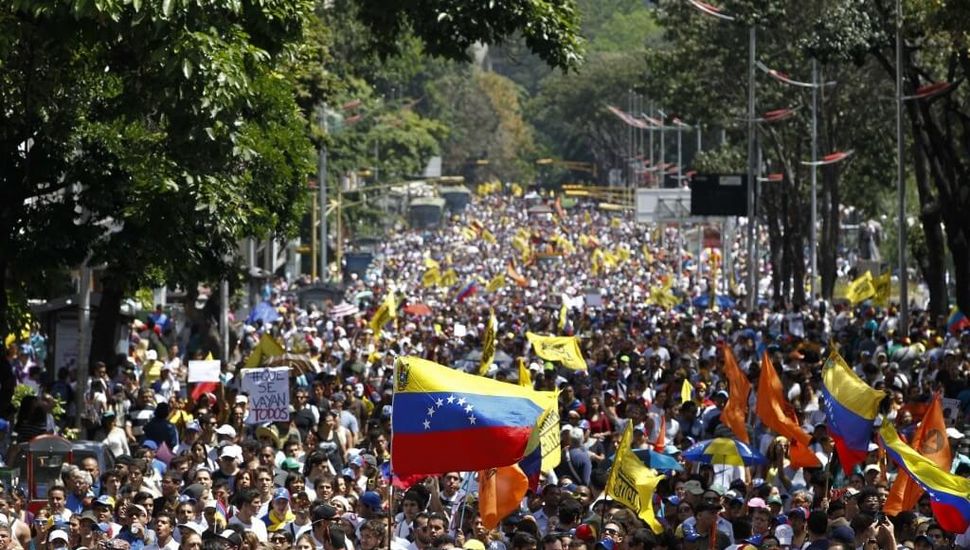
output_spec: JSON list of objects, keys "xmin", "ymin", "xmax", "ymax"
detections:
[
  {"xmin": 880, "ymin": 422, "xmax": 970, "ymax": 533},
  {"xmin": 455, "ymin": 280, "xmax": 478, "ymax": 303},
  {"xmin": 821, "ymin": 351, "xmax": 885, "ymax": 474},
  {"xmin": 391, "ymin": 357, "xmax": 556, "ymax": 476},
  {"xmin": 947, "ymin": 307, "xmax": 970, "ymax": 335}
]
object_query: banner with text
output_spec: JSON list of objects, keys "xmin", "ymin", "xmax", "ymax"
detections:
[{"xmin": 241, "ymin": 367, "xmax": 290, "ymax": 424}]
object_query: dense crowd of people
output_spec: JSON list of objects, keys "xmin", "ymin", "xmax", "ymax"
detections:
[{"xmin": 1, "ymin": 191, "xmax": 968, "ymax": 550}]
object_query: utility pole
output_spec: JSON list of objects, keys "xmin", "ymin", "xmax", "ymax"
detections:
[
  {"xmin": 746, "ymin": 25, "xmax": 758, "ymax": 311},
  {"xmin": 318, "ymin": 106, "xmax": 328, "ymax": 282}
]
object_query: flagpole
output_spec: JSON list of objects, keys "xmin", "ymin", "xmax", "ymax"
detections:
[{"xmin": 388, "ymin": 484, "xmax": 394, "ymax": 550}]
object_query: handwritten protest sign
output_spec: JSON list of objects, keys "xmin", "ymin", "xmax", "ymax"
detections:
[
  {"xmin": 241, "ymin": 367, "xmax": 290, "ymax": 424},
  {"xmin": 188, "ymin": 360, "xmax": 221, "ymax": 383}
]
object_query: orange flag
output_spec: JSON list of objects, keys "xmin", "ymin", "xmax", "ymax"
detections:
[
  {"xmin": 479, "ymin": 466, "xmax": 528, "ymax": 529},
  {"xmin": 653, "ymin": 414, "xmax": 667, "ymax": 452},
  {"xmin": 506, "ymin": 259, "xmax": 529, "ymax": 287},
  {"xmin": 721, "ymin": 346, "xmax": 751, "ymax": 444},
  {"xmin": 884, "ymin": 393, "xmax": 953, "ymax": 515},
  {"xmin": 756, "ymin": 352, "xmax": 821, "ymax": 468}
]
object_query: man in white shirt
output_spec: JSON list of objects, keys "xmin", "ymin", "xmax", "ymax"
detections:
[
  {"xmin": 228, "ymin": 488, "xmax": 268, "ymax": 542},
  {"xmin": 147, "ymin": 511, "xmax": 179, "ymax": 550}
]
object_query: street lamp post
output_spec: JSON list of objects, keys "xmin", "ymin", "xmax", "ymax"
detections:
[{"xmin": 896, "ymin": 0, "xmax": 908, "ymax": 331}]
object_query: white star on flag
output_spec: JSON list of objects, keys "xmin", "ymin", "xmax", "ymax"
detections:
[
  {"xmin": 468, "ymin": 415, "xmax": 476, "ymax": 424},
  {"xmin": 435, "ymin": 398, "xmax": 444, "ymax": 407},
  {"xmin": 457, "ymin": 397, "xmax": 466, "ymax": 406},
  {"xmin": 464, "ymin": 404, "xmax": 473, "ymax": 413},
  {"xmin": 447, "ymin": 395, "xmax": 455, "ymax": 404},
  {"xmin": 423, "ymin": 419, "xmax": 431, "ymax": 430},
  {"xmin": 427, "ymin": 407, "xmax": 435, "ymax": 416}
]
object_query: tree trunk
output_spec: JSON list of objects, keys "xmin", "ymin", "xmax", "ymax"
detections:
[
  {"xmin": 819, "ymin": 164, "xmax": 840, "ymax": 300},
  {"xmin": 0, "ymin": 257, "xmax": 15, "ymax": 418},
  {"xmin": 780, "ymin": 180, "xmax": 793, "ymax": 302},
  {"xmin": 764, "ymin": 182, "xmax": 784, "ymax": 304},
  {"xmin": 908, "ymin": 109, "xmax": 949, "ymax": 319},
  {"xmin": 90, "ymin": 276, "xmax": 125, "ymax": 369}
]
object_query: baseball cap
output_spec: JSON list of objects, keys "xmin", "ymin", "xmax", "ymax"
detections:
[
  {"xmin": 574, "ymin": 524, "xmax": 597, "ymax": 542},
  {"xmin": 360, "ymin": 491, "xmax": 382, "ymax": 511},
  {"xmin": 747, "ymin": 497, "xmax": 768, "ymax": 509},
  {"xmin": 49, "ymin": 530, "xmax": 69, "ymax": 543},
  {"xmin": 94, "ymin": 495, "xmax": 115, "ymax": 509},
  {"xmin": 464, "ymin": 540, "xmax": 486, "ymax": 550},
  {"xmin": 141, "ymin": 440, "xmax": 158, "ymax": 450},
  {"xmin": 946, "ymin": 427, "xmax": 965, "ymax": 439},
  {"xmin": 864, "ymin": 464, "xmax": 881, "ymax": 474},
  {"xmin": 312, "ymin": 504, "xmax": 338, "ymax": 523},
  {"xmin": 215, "ymin": 424, "xmax": 237, "ymax": 438},
  {"xmin": 767, "ymin": 494, "xmax": 783, "ymax": 506},
  {"xmin": 218, "ymin": 529, "xmax": 244, "ymax": 547},
  {"xmin": 93, "ymin": 522, "xmax": 112, "ymax": 535},
  {"xmin": 830, "ymin": 525, "xmax": 855, "ymax": 544},
  {"xmin": 282, "ymin": 457, "xmax": 302, "ymax": 471},
  {"xmin": 185, "ymin": 420, "xmax": 202, "ymax": 432},
  {"xmin": 683, "ymin": 480, "xmax": 704, "ymax": 495},
  {"xmin": 182, "ymin": 483, "xmax": 205, "ymax": 502},
  {"xmin": 219, "ymin": 445, "xmax": 242, "ymax": 460},
  {"xmin": 273, "ymin": 488, "xmax": 291, "ymax": 502},
  {"xmin": 178, "ymin": 521, "xmax": 204, "ymax": 535}
]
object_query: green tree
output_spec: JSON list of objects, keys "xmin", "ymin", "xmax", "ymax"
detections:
[{"xmin": 427, "ymin": 67, "xmax": 538, "ymax": 183}]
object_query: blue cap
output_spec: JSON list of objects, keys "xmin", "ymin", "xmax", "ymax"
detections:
[
  {"xmin": 0, "ymin": 419, "xmax": 10, "ymax": 432},
  {"xmin": 185, "ymin": 420, "xmax": 201, "ymax": 432},
  {"xmin": 94, "ymin": 522, "xmax": 112, "ymax": 534},
  {"xmin": 683, "ymin": 527, "xmax": 701, "ymax": 542},
  {"xmin": 594, "ymin": 539, "xmax": 615, "ymax": 550},
  {"xmin": 360, "ymin": 491, "xmax": 382, "ymax": 510},
  {"xmin": 178, "ymin": 494, "xmax": 196, "ymax": 504},
  {"xmin": 744, "ymin": 534, "xmax": 763, "ymax": 545},
  {"xmin": 141, "ymin": 440, "xmax": 158, "ymax": 450},
  {"xmin": 273, "ymin": 488, "xmax": 290, "ymax": 501},
  {"xmin": 340, "ymin": 468, "xmax": 355, "ymax": 479}
]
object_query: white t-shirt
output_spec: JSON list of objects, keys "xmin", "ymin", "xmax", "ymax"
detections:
[{"xmin": 229, "ymin": 514, "xmax": 268, "ymax": 543}]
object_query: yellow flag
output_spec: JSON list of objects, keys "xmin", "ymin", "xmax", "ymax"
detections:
[
  {"xmin": 538, "ymin": 400, "xmax": 561, "ymax": 472},
  {"xmin": 486, "ymin": 274, "xmax": 505, "ymax": 293},
  {"xmin": 845, "ymin": 271, "xmax": 877, "ymax": 305},
  {"xmin": 482, "ymin": 229, "xmax": 497, "ymax": 245},
  {"xmin": 478, "ymin": 310, "xmax": 497, "ymax": 375},
  {"xmin": 605, "ymin": 424, "xmax": 665, "ymax": 534},
  {"xmin": 517, "ymin": 358, "xmax": 532, "ymax": 388},
  {"xmin": 433, "ymin": 323, "xmax": 443, "ymax": 336},
  {"xmin": 584, "ymin": 211, "xmax": 592, "ymax": 224},
  {"xmin": 611, "ymin": 217, "xmax": 621, "ymax": 228},
  {"xmin": 512, "ymin": 235, "xmax": 530, "ymax": 255},
  {"xmin": 461, "ymin": 227, "xmax": 478, "ymax": 241},
  {"xmin": 641, "ymin": 244, "xmax": 653, "ymax": 263},
  {"xmin": 526, "ymin": 332, "xmax": 587, "ymax": 370},
  {"xmin": 680, "ymin": 379, "xmax": 693, "ymax": 404},
  {"xmin": 424, "ymin": 257, "xmax": 440, "ymax": 270},
  {"xmin": 558, "ymin": 300, "xmax": 568, "ymax": 332},
  {"xmin": 873, "ymin": 271, "xmax": 892, "ymax": 307},
  {"xmin": 369, "ymin": 292, "xmax": 397, "ymax": 335},
  {"xmin": 244, "ymin": 333, "xmax": 285, "ymax": 368},
  {"xmin": 422, "ymin": 267, "xmax": 441, "ymax": 288},
  {"xmin": 439, "ymin": 268, "xmax": 458, "ymax": 288}
]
